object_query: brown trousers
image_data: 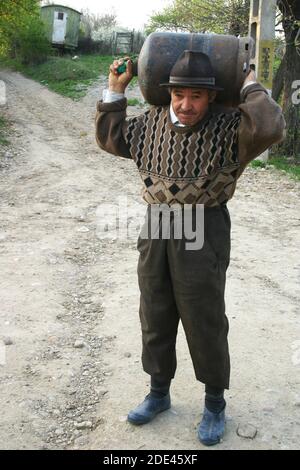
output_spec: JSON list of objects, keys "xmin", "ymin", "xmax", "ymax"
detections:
[{"xmin": 137, "ymin": 204, "xmax": 231, "ymax": 389}]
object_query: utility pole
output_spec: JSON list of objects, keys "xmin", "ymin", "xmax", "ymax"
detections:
[{"xmin": 249, "ymin": 0, "xmax": 277, "ymax": 161}]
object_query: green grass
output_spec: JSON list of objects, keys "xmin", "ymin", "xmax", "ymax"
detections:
[
  {"xmin": 0, "ymin": 54, "xmax": 114, "ymax": 100},
  {"xmin": 250, "ymin": 156, "xmax": 300, "ymax": 181},
  {"xmin": 268, "ymin": 156, "xmax": 300, "ymax": 180},
  {"xmin": 250, "ymin": 159, "xmax": 267, "ymax": 168},
  {"xmin": 127, "ymin": 98, "xmax": 144, "ymax": 107},
  {"xmin": 128, "ymin": 76, "xmax": 138, "ymax": 88},
  {"xmin": 0, "ymin": 54, "xmax": 142, "ymax": 100},
  {"xmin": 0, "ymin": 115, "xmax": 10, "ymax": 146}
]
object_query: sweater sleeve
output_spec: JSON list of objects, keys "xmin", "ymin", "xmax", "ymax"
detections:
[
  {"xmin": 237, "ymin": 83, "xmax": 286, "ymax": 173},
  {"xmin": 95, "ymin": 97, "xmax": 133, "ymax": 159}
]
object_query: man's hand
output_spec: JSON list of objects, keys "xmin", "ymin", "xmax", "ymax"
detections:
[
  {"xmin": 108, "ymin": 58, "xmax": 133, "ymax": 94},
  {"xmin": 243, "ymin": 69, "xmax": 256, "ymax": 87}
]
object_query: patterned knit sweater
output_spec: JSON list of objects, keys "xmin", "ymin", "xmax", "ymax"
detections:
[{"xmin": 95, "ymin": 83, "xmax": 285, "ymax": 207}]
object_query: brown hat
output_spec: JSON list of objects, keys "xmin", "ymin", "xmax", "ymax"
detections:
[{"xmin": 160, "ymin": 50, "xmax": 223, "ymax": 91}]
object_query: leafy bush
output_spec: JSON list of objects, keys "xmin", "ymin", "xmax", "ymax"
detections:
[
  {"xmin": 13, "ymin": 16, "xmax": 52, "ymax": 65},
  {"xmin": 0, "ymin": 0, "xmax": 51, "ymax": 64}
]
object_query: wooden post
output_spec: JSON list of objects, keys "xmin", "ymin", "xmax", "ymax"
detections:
[{"xmin": 249, "ymin": 0, "xmax": 277, "ymax": 161}]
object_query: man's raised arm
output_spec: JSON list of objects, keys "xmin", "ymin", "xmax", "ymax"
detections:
[
  {"xmin": 237, "ymin": 70, "xmax": 286, "ymax": 175},
  {"xmin": 95, "ymin": 58, "xmax": 134, "ymax": 159}
]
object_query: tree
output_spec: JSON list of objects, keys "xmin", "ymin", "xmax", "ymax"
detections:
[
  {"xmin": 146, "ymin": 0, "xmax": 250, "ymax": 36},
  {"xmin": 273, "ymin": 0, "xmax": 300, "ymax": 158},
  {"xmin": 0, "ymin": 0, "xmax": 50, "ymax": 63},
  {"xmin": 80, "ymin": 9, "xmax": 117, "ymax": 39}
]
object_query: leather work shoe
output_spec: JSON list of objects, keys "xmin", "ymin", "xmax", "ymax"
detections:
[
  {"xmin": 127, "ymin": 393, "xmax": 171, "ymax": 425},
  {"xmin": 197, "ymin": 405, "xmax": 226, "ymax": 446}
]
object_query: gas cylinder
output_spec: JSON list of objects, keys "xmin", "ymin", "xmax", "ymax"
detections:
[{"xmin": 137, "ymin": 32, "xmax": 255, "ymax": 107}]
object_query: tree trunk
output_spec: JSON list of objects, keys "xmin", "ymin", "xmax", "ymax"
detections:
[
  {"xmin": 278, "ymin": 0, "xmax": 300, "ymax": 158},
  {"xmin": 281, "ymin": 38, "xmax": 300, "ymax": 158},
  {"xmin": 272, "ymin": 53, "xmax": 285, "ymax": 102}
]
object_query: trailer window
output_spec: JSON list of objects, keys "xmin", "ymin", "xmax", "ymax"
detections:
[{"xmin": 58, "ymin": 12, "xmax": 64, "ymax": 20}]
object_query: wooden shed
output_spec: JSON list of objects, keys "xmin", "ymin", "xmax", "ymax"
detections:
[{"xmin": 41, "ymin": 4, "xmax": 81, "ymax": 49}]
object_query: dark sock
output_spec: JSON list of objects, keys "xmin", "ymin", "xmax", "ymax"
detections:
[
  {"xmin": 205, "ymin": 385, "xmax": 226, "ymax": 413},
  {"xmin": 150, "ymin": 377, "xmax": 171, "ymax": 399}
]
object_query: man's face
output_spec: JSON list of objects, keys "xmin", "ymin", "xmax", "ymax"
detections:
[{"xmin": 170, "ymin": 87, "xmax": 216, "ymax": 126}]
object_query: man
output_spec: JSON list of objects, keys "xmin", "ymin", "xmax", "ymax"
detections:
[{"xmin": 95, "ymin": 50, "xmax": 285, "ymax": 445}]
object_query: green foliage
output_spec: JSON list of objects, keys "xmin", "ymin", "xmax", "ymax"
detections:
[
  {"xmin": 250, "ymin": 156, "xmax": 300, "ymax": 180},
  {"xmin": 127, "ymin": 98, "xmax": 145, "ymax": 107},
  {"xmin": 250, "ymin": 159, "xmax": 266, "ymax": 168},
  {"xmin": 146, "ymin": 0, "xmax": 250, "ymax": 36},
  {"xmin": 14, "ymin": 16, "xmax": 51, "ymax": 64},
  {"xmin": 0, "ymin": 0, "xmax": 50, "ymax": 64},
  {"xmin": 128, "ymin": 76, "xmax": 139, "ymax": 88},
  {"xmin": 268, "ymin": 156, "xmax": 300, "ymax": 180}
]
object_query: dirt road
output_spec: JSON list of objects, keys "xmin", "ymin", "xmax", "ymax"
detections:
[{"xmin": 0, "ymin": 70, "xmax": 299, "ymax": 450}]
